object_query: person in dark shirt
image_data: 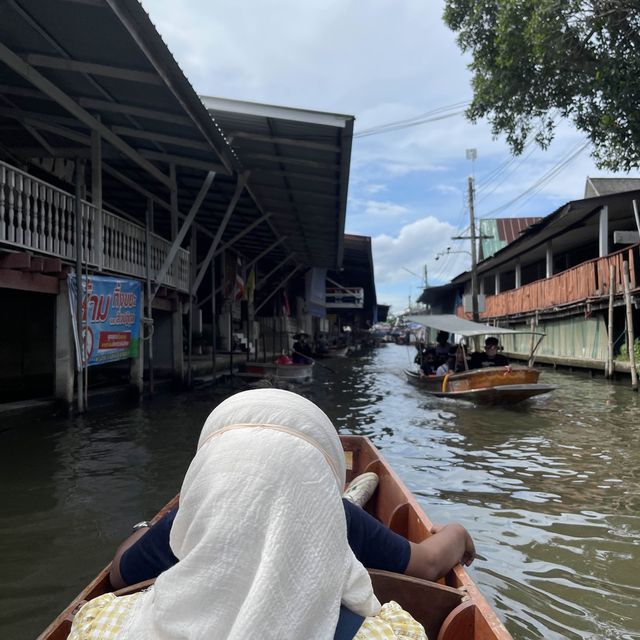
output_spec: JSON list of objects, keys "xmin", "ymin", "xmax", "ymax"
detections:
[
  {"xmin": 417, "ymin": 347, "xmax": 438, "ymax": 377},
  {"xmin": 292, "ymin": 333, "xmax": 314, "ymax": 364},
  {"xmin": 469, "ymin": 336, "xmax": 510, "ymax": 369}
]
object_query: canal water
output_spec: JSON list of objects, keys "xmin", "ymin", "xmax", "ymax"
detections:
[{"xmin": 1, "ymin": 343, "xmax": 639, "ymax": 639}]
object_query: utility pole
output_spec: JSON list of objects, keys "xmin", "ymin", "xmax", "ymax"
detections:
[{"xmin": 467, "ymin": 174, "xmax": 479, "ymax": 322}]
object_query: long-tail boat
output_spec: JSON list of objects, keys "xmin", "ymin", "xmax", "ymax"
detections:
[
  {"xmin": 37, "ymin": 435, "xmax": 512, "ymax": 640},
  {"xmin": 404, "ymin": 314, "xmax": 556, "ymax": 405}
]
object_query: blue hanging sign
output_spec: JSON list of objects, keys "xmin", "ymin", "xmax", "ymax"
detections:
[{"xmin": 68, "ymin": 274, "xmax": 142, "ymax": 369}]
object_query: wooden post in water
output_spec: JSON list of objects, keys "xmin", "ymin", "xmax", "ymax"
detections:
[
  {"xmin": 622, "ymin": 260, "xmax": 638, "ymax": 391},
  {"xmin": 606, "ymin": 263, "xmax": 615, "ymax": 378}
]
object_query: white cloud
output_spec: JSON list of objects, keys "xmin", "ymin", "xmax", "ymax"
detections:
[
  {"xmin": 364, "ymin": 183, "xmax": 388, "ymax": 195},
  {"xmin": 363, "ymin": 200, "xmax": 411, "ymax": 218}
]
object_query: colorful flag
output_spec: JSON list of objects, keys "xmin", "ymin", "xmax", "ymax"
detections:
[
  {"xmin": 282, "ymin": 291, "xmax": 291, "ymax": 317},
  {"xmin": 233, "ymin": 257, "xmax": 245, "ymax": 301},
  {"xmin": 246, "ymin": 267, "xmax": 256, "ymax": 303}
]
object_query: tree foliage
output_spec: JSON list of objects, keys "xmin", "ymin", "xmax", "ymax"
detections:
[{"xmin": 443, "ymin": 1, "xmax": 640, "ymax": 170}]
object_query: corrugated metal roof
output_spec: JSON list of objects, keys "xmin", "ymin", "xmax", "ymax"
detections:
[
  {"xmin": 585, "ymin": 177, "xmax": 640, "ymax": 198},
  {"xmin": 201, "ymin": 96, "xmax": 354, "ymax": 270},
  {"xmin": 479, "ymin": 217, "xmax": 541, "ymax": 260}
]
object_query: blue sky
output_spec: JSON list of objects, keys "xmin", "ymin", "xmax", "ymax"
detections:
[{"xmin": 143, "ymin": 0, "xmax": 638, "ymax": 314}]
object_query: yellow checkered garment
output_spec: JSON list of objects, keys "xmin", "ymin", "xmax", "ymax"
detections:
[
  {"xmin": 68, "ymin": 593, "xmax": 142, "ymax": 640},
  {"xmin": 68, "ymin": 594, "xmax": 425, "ymax": 640},
  {"xmin": 355, "ymin": 601, "xmax": 428, "ymax": 640}
]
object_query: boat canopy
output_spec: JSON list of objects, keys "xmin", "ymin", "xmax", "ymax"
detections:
[{"xmin": 406, "ymin": 314, "xmax": 542, "ymax": 337}]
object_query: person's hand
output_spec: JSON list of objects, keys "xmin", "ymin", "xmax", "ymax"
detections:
[
  {"xmin": 504, "ymin": 364, "xmax": 512, "ymax": 374},
  {"xmin": 429, "ymin": 523, "xmax": 475, "ymax": 567}
]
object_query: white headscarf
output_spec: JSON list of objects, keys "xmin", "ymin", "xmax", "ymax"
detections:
[{"xmin": 121, "ymin": 389, "xmax": 379, "ymax": 640}]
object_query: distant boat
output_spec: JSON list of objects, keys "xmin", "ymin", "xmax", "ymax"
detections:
[{"xmin": 236, "ymin": 360, "xmax": 314, "ymax": 383}]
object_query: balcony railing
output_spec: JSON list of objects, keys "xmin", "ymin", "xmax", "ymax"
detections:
[
  {"xmin": 326, "ymin": 287, "xmax": 364, "ymax": 309},
  {"xmin": 480, "ymin": 244, "xmax": 639, "ymax": 318},
  {"xmin": 0, "ymin": 160, "xmax": 189, "ymax": 292}
]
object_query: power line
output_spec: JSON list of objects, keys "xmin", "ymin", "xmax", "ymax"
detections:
[{"xmin": 354, "ymin": 101, "xmax": 469, "ymax": 139}]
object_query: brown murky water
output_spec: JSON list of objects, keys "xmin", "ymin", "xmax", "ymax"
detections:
[{"xmin": 1, "ymin": 343, "xmax": 639, "ymax": 639}]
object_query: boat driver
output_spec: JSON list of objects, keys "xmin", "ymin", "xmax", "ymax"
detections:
[{"xmin": 469, "ymin": 336, "xmax": 511, "ymax": 369}]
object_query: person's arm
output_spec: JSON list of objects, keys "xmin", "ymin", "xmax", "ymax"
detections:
[
  {"xmin": 405, "ymin": 523, "xmax": 475, "ymax": 582},
  {"xmin": 109, "ymin": 528, "xmax": 151, "ymax": 589}
]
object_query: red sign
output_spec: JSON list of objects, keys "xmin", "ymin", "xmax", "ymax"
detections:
[{"xmin": 99, "ymin": 331, "xmax": 131, "ymax": 350}]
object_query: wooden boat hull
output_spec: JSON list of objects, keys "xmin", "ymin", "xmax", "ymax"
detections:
[
  {"xmin": 406, "ymin": 366, "xmax": 552, "ymax": 405},
  {"xmin": 38, "ymin": 435, "xmax": 512, "ymax": 640},
  {"xmin": 432, "ymin": 383, "xmax": 558, "ymax": 405},
  {"xmin": 235, "ymin": 361, "xmax": 314, "ymax": 382},
  {"xmin": 445, "ymin": 366, "xmax": 540, "ymax": 392}
]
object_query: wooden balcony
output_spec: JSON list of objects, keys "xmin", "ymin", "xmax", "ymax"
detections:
[
  {"xmin": 0, "ymin": 160, "xmax": 189, "ymax": 292},
  {"xmin": 480, "ymin": 244, "xmax": 639, "ymax": 319}
]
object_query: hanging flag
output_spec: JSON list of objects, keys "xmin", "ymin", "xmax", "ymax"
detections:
[
  {"xmin": 233, "ymin": 256, "xmax": 245, "ymax": 301},
  {"xmin": 246, "ymin": 267, "xmax": 256, "ymax": 303},
  {"xmin": 282, "ymin": 290, "xmax": 291, "ymax": 317}
]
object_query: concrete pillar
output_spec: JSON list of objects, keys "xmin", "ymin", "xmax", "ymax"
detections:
[
  {"xmin": 54, "ymin": 279, "xmax": 75, "ymax": 411},
  {"xmin": 479, "ymin": 278, "xmax": 485, "ymax": 295},
  {"xmin": 130, "ymin": 321, "xmax": 144, "ymax": 396},
  {"xmin": 599, "ymin": 205, "xmax": 609, "ymax": 257},
  {"xmin": 494, "ymin": 272, "xmax": 501, "ymax": 294},
  {"xmin": 546, "ymin": 240, "xmax": 554, "ymax": 278},
  {"xmin": 515, "ymin": 259, "xmax": 521, "ymax": 288}
]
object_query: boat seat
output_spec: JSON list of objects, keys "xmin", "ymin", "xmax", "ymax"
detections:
[{"xmin": 368, "ymin": 569, "xmax": 467, "ymax": 640}]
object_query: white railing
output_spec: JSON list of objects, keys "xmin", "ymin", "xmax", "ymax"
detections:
[
  {"xmin": 0, "ymin": 160, "xmax": 189, "ymax": 292},
  {"xmin": 326, "ymin": 286, "xmax": 364, "ymax": 308}
]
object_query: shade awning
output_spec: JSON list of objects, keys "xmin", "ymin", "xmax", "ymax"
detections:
[{"xmin": 405, "ymin": 314, "xmax": 542, "ymax": 337}]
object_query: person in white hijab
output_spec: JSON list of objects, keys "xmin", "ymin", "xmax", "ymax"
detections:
[{"xmin": 68, "ymin": 389, "xmax": 427, "ymax": 640}]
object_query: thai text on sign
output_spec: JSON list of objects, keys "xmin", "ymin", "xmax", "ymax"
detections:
[{"xmin": 68, "ymin": 274, "xmax": 142, "ymax": 369}]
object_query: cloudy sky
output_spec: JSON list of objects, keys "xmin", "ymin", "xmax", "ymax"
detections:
[{"xmin": 144, "ymin": 0, "xmax": 637, "ymax": 314}]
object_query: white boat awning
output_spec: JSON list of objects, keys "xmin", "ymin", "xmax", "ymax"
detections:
[{"xmin": 405, "ymin": 314, "xmax": 539, "ymax": 337}]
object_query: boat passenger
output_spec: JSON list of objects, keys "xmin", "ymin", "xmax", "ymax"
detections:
[
  {"xmin": 417, "ymin": 347, "xmax": 438, "ymax": 377},
  {"xmin": 292, "ymin": 332, "xmax": 314, "ymax": 364},
  {"xmin": 468, "ymin": 336, "xmax": 511, "ymax": 369},
  {"xmin": 69, "ymin": 389, "xmax": 438, "ymax": 640},
  {"xmin": 436, "ymin": 346, "xmax": 465, "ymax": 376},
  {"xmin": 434, "ymin": 331, "xmax": 453, "ymax": 365}
]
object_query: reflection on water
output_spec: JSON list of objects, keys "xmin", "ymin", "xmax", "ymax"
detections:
[{"xmin": 1, "ymin": 343, "xmax": 639, "ymax": 639}]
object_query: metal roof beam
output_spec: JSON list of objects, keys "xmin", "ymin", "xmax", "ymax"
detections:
[
  {"xmin": 246, "ymin": 237, "xmax": 286, "ymax": 270},
  {"xmin": 152, "ymin": 170, "xmax": 217, "ymax": 300},
  {"xmin": 244, "ymin": 152, "xmax": 340, "ymax": 170},
  {"xmin": 191, "ymin": 172, "xmax": 248, "ymax": 295},
  {"xmin": 229, "ymin": 131, "xmax": 340, "ymax": 152},
  {"xmin": 254, "ymin": 263, "xmax": 303, "ymax": 314},
  {"xmin": 251, "ymin": 167, "xmax": 339, "ymax": 185},
  {"xmin": 77, "ymin": 96, "xmax": 192, "ymax": 125},
  {"xmin": 256, "ymin": 255, "xmax": 294, "ymax": 291},
  {"xmin": 0, "ymin": 41, "xmax": 171, "ymax": 187},
  {"xmin": 23, "ymin": 53, "xmax": 163, "ymax": 85},
  {"xmin": 111, "ymin": 126, "xmax": 212, "ymax": 151},
  {"xmin": 253, "ymin": 184, "xmax": 338, "ymax": 202},
  {"xmin": 210, "ymin": 212, "xmax": 272, "ymax": 260},
  {"xmin": 138, "ymin": 149, "xmax": 230, "ymax": 174},
  {"xmin": 101, "ymin": 163, "xmax": 220, "ymax": 244}
]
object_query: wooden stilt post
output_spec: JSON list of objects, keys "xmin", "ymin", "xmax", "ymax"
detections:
[
  {"xmin": 74, "ymin": 159, "xmax": 85, "ymax": 413},
  {"xmin": 623, "ymin": 261, "xmax": 638, "ymax": 391},
  {"xmin": 606, "ymin": 263, "xmax": 615, "ymax": 378},
  {"xmin": 145, "ymin": 199, "xmax": 154, "ymax": 396}
]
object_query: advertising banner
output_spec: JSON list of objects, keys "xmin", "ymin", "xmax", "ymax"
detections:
[{"xmin": 68, "ymin": 274, "xmax": 142, "ymax": 370}]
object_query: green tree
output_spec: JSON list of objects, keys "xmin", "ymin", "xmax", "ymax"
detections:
[{"xmin": 443, "ymin": 1, "xmax": 640, "ymax": 170}]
